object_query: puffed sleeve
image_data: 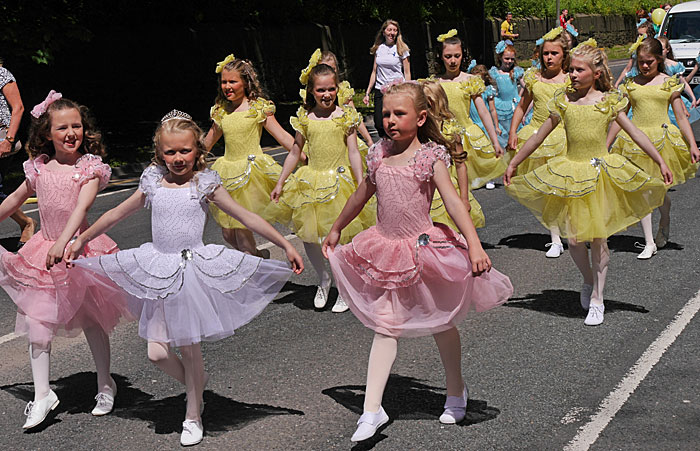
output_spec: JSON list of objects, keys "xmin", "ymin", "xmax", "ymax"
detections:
[
  {"xmin": 289, "ymin": 106, "xmax": 309, "ymax": 139},
  {"xmin": 594, "ymin": 89, "xmax": 629, "ymax": 120},
  {"xmin": 523, "ymin": 67, "xmax": 539, "ymax": 93},
  {"xmin": 138, "ymin": 164, "xmax": 167, "ymax": 208},
  {"xmin": 514, "ymin": 66, "xmax": 525, "ymax": 80},
  {"xmin": 547, "ymin": 88, "xmax": 569, "ymax": 119},
  {"xmin": 210, "ymin": 104, "xmax": 225, "ymax": 128},
  {"xmin": 483, "ymin": 84, "xmax": 497, "ymax": 99},
  {"xmin": 413, "ymin": 142, "xmax": 451, "ymax": 182},
  {"xmin": 332, "ymin": 106, "xmax": 362, "ymax": 135},
  {"xmin": 22, "ymin": 154, "xmax": 48, "ymax": 192},
  {"xmin": 365, "ymin": 140, "xmax": 389, "ymax": 184},
  {"xmin": 661, "ymin": 74, "xmax": 684, "ymax": 94},
  {"xmin": 460, "ymin": 76, "xmax": 486, "ymax": 97},
  {"xmin": 196, "ymin": 169, "xmax": 223, "ymax": 199},
  {"xmin": 246, "ymin": 98, "xmax": 276, "ymax": 123},
  {"xmin": 338, "ymin": 81, "xmax": 355, "ymax": 106},
  {"xmin": 75, "ymin": 154, "xmax": 111, "ymax": 191}
]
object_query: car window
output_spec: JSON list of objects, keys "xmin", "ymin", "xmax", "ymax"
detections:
[{"xmin": 664, "ymin": 12, "xmax": 700, "ymax": 42}]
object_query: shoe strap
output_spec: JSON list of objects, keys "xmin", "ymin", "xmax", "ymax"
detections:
[
  {"xmin": 24, "ymin": 401, "xmax": 35, "ymax": 416},
  {"xmin": 357, "ymin": 408, "xmax": 384, "ymax": 425},
  {"xmin": 94, "ymin": 392, "xmax": 114, "ymax": 405}
]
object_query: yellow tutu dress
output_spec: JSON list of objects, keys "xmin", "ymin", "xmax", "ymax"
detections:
[
  {"xmin": 264, "ymin": 106, "xmax": 375, "ymax": 244},
  {"xmin": 430, "ymin": 119, "xmax": 486, "ymax": 229},
  {"xmin": 506, "ymin": 89, "xmax": 668, "ymax": 242},
  {"xmin": 513, "ymin": 68, "xmax": 568, "ymax": 175},
  {"xmin": 441, "ymin": 76, "xmax": 507, "ymax": 189},
  {"xmin": 300, "ymin": 81, "xmax": 369, "ymax": 169},
  {"xmin": 611, "ymin": 75, "xmax": 699, "ymax": 186},
  {"xmin": 209, "ymin": 98, "xmax": 282, "ymax": 229}
]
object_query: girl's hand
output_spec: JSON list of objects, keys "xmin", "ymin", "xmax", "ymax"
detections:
[
  {"xmin": 503, "ymin": 164, "xmax": 516, "ymax": 186},
  {"xmin": 270, "ymin": 184, "xmax": 284, "ymax": 203},
  {"xmin": 691, "ymin": 143, "xmax": 700, "ymax": 164},
  {"xmin": 46, "ymin": 241, "xmax": 68, "ymax": 270},
  {"xmin": 494, "ymin": 125, "xmax": 502, "ymax": 136},
  {"xmin": 321, "ymin": 229, "xmax": 341, "ymax": 258},
  {"xmin": 66, "ymin": 237, "xmax": 86, "ymax": 265},
  {"xmin": 507, "ymin": 133, "xmax": 518, "ymax": 151},
  {"xmin": 285, "ymin": 245, "xmax": 305, "ymax": 274},
  {"xmin": 461, "ymin": 196, "xmax": 472, "ymax": 212},
  {"xmin": 468, "ymin": 246, "xmax": 492, "ymax": 276},
  {"xmin": 659, "ymin": 163, "xmax": 674, "ymax": 185},
  {"xmin": 363, "ymin": 94, "xmax": 370, "ymax": 106},
  {"xmin": 300, "ymin": 152, "xmax": 308, "ymax": 163},
  {"xmin": 494, "ymin": 143, "xmax": 505, "ymax": 157}
]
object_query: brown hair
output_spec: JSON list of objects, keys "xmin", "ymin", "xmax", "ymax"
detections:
[
  {"xmin": 303, "ymin": 63, "xmax": 340, "ymax": 110},
  {"xmin": 656, "ymin": 36, "xmax": 675, "ymax": 60},
  {"xmin": 420, "ymin": 80, "xmax": 464, "ymax": 162},
  {"xmin": 434, "ymin": 35, "xmax": 471, "ymax": 75},
  {"xmin": 214, "ymin": 58, "xmax": 266, "ymax": 110},
  {"xmin": 26, "ymin": 98, "xmax": 105, "ymax": 159},
  {"xmin": 571, "ymin": 44, "xmax": 613, "ymax": 92},
  {"xmin": 383, "ymin": 82, "xmax": 450, "ymax": 151},
  {"xmin": 319, "ymin": 51, "xmax": 345, "ymax": 79},
  {"xmin": 638, "ymin": 21, "xmax": 656, "ymax": 37},
  {"xmin": 470, "ymin": 64, "xmax": 493, "ymax": 86},
  {"xmin": 498, "ymin": 45, "xmax": 518, "ymax": 81},
  {"xmin": 636, "ymin": 37, "xmax": 665, "ymax": 70},
  {"xmin": 152, "ymin": 117, "xmax": 208, "ymax": 172},
  {"xmin": 539, "ymin": 33, "xmax": 571, "ymax": 73},
  {"xmin": 370, "ymin": 19, "xmax": 410, "ymax": 56}
]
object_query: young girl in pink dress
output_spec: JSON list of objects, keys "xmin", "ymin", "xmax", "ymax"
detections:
[
  {"xmin": 0, "ymin": 92, "xmax": 131, "ymax": 430},
  {"xmin": 68, "ymin": 111, "xmax": 303, "ymax": 446},
  {"xmin": 322, "ymin": 82, "xmax": 513, "ymax": 442}
]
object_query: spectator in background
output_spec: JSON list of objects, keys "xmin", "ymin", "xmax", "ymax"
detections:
[
  {"xmin": 501, "ymin": 12, "xmax": 519, "ymax": 45},
  {"xmin": 0, "ymin": 57, "xmax": 36, "ymax": 248},
  {"xmin": 662, "ymin": 3, "xmax": 672, "ymax": 12},
  {"xmin": 559, "ymin": 9, "xmax": 569, "ymax": 28}
]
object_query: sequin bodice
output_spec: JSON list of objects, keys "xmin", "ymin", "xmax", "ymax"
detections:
[{"xmin": 305, "ymin": 119, "xmax": 351, "ymax": 171}]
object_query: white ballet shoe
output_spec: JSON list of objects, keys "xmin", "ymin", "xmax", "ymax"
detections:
[
  {"xmin": 545, "ymin": 243, "xmax": 564, "ymax": 258},
  {"xmin": 485, "ymin": 181, "xmax": 496, "ymax": 190},
  {"xmin": 351, "ymin": 406, "xmax": 389, "ymax": 442},
  {"xmin": 584, "ymin": 304, "xmax": 605, "ymax": 326},
  {"xmin": 91, "ymin": 378, "xmax": 117, "ymax": 416},
  {"xmin": 180, "ymin": 419, "xmax": 204, "ymax": 446},
  {"xmin": 635, "ymin": 242, "xmax": 657, "ymax": 260},
  {"xmin": 314, "ymin": 282, "xmax": 331, "ymax": 309},
  {"xmin": 655, "ymin": 224, "xmax": 669, "ymax": 249},
  {"xmin": 439, "ymin": 385, "xmax": 468, "ymax": 424},
  {"xmin": 580, "ymin": 284, "xmax": 593, "ymax": 311},
  {"xmin": 331, "ymin": 295, "xmax": 349, "ymax": 313},
  {"xmin": 23, "ymin": 390, "xmax": 59, "ymax": 429}
]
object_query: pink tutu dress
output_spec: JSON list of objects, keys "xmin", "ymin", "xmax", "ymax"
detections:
[
  {"xmin": 71, "ymin": 165, "xmax": 294, "ymax": 347},
  {"xmin": 0, "ymin": 154, "xmax": 128, "ymax": 348},
  {"xmin": 328, "ymin": 140, "xmax": 513, "ymax": 338}
]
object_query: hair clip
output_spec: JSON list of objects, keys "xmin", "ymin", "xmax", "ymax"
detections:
[
  {"xmin": 31, "ymin": 90, "xmax": 62, "ymax": 118},
  {"xmin": 215, "ymin": 54, "xmax": 236, "ymax": 74},
  {"xmin": 467, "ymin": 59, "xmax": 477, "ymax": 72},
  {"xmin": 628, "ymin": 34, "xmax": 646, "ymax": 56},
  {"xmin": 571, "ymin": 38, "xmax": 598, "ymax": 54},
  {"xmin": 437, "ymin": 29, "xmax": 458, "ymax": 43},
  {"xmin": 539, "ymin": 27, "xmax": 564, "ymax": 43},
  {"xmin": 161, "ymin": 109, "xmax": 193, "ymax": 123},
  {"xmin": 380, "ymin": 79, "xmax": 418, "ymax": 94},
  {"xmin": 636, "ymin": 18, "xmax": 648, "ymax": 28},
  {"xmin": 299, "ymin": 49, "xmax": 322, "ymax": 85},
  {"xmin": 495, "ymin": 40, "xmax": 507, "ymax": 54}
]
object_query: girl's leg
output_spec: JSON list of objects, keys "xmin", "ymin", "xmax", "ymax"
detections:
[
  {"xmin": 569, "ymin": 239, "xmax": 594, "ymax": 310},
  {"xmin": 10, "ymin": 210, "xmax": 35, "ymax": 243},
  {"xmin": 546, "ymin": 226, "xmax": 564, "ymax": 258},
  {"xmin": 222, "ymin": 228, "xmax": 267, "ymax": 258},
  {"xmin": 29, "ymin": 342, "xmax": 51, "ymax": 401},
  {"xmin": 433, "ymin": 327, "xmax": 465, "ymax": 397},
  {"xmin": 304, "ymin": 242, "xmax": 332, "ymax": 308},
  {"xmin": 179, "ymin": 344, "xmax": 205, "ymax": 422},
  {"xmin": 83, "ymin": 324, "xmax": 113, "ymax": 393},
  {"xmin": 656, "ymin": 195, "xmax": 671, "ymax": 248},
  {"xmin": 373, "ymin": 89, "xmax": 385, "ymax": 138},
  {"xmin": 637, "ymin": 213, "xmax": 657, "ymax": 259},
  {"xmin": 147, "ymin": 341, "xmax": 186, "ymax": 385},
  {"xmin": 363, "ymin": 333, "xmax": 398, "ymax": 413},
  {"xmin": 584, "ymin": 239, "xmax": 609, "ymax": 326}
]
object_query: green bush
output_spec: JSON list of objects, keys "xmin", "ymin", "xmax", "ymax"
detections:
[{"xmin": 485, "ymin": 0, "xmax": 680, "ymax": 17}]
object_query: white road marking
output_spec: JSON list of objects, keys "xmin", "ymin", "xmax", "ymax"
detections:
[
  {"xmin": 0, "ymin": 332, "xmax": 19, "ymax": 345},
  {"xmin": 564, "ymin": 289, "xmax": 700, "ymax": 451},
  {"xmin": 258, "ymin": 233, "xmax": 298, "ymax": 250}
]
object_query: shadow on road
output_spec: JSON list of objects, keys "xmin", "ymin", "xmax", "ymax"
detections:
[
  {"xmin": 0, "ymin": 236, "xmax": 22, "ymax": 253},
  {"xmin": 498, "ymin": 233, "xmax": 562, "ymax": 251},
  {"xmin": 322, "ymin": 374, "xmax": 500, "ymax": 426},
  {"xmin": 505, "ymin": 289, "xmax": 649, "ymax": 318},
  {"xmin": 274, "ymin": 281, "xmax": 342, "ymax": 311},
  {"xmin": 607, "ymin": 234, "xmax": 684, "ymax": 254},
  {"xmin": 1, "ymin": 372, "xmax": 303, "ymax": 435}
]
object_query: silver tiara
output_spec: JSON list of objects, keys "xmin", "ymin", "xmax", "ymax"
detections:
[{"xmin": 161, "ymin": 109, "xmax": 193, "ymax": 123}]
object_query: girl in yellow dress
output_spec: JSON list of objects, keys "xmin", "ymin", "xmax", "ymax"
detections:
[
  {"xmin": 504, "ymin": 41, "xmax": 672, "ymax": 326},
  {"xmin": 268, "ymin": 64, "xmax": 374, "ymax": 312},
  {"xmin": 204, "ymin": 55, "xmax": 294, "ymax": 257},
  {"xmin": 434, "ymin": 30, "xmax": 506, "ymax": 190},
  {"xmin": 508, "ymin": 27, "xmax": 570, "ymax": 258},
  {"xmin": 421, "ymin": 79, "xmax": 485, "ymax": 229},
  {"xmin": 608, "ymin": 37, "xmax": 700, "ymax": 259}
]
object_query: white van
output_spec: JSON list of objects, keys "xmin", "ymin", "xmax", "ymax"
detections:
[{"xmin": 659, "ymin": 0, "xmax": 700, "ymax": 86}]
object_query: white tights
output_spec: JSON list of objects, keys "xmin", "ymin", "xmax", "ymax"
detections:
[
  {"xmin": 568, "ymin": 239, "xmax": 609, "ymax": 306},
  {"xmin": 303, "ymin": 242, "xmax": 330, "ymax": 286},
  {"xmin": 641, "ymin": 194, "xmax": 671, "ymax": 245}
]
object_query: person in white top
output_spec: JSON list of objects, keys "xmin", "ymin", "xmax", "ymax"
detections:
[{"xmin": 363, "ymin": 20, "xmax": 411, "ymax": 137}]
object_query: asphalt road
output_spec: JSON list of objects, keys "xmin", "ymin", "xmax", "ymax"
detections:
[{"xmin": 0, "ymin": 61, "xmax": 698, "ymax": 450}]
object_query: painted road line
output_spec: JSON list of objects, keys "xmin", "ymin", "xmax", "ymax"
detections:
[
  {"xmin": 258, "ymin": 233, "xmax": 298, "ymax": 250},
  {"xmin": 22, "ymin": 187, "xmax": 136, "ymax": 214},
  {"xmin": 564, "ymin": 288, "xmax": 700, "ymax": 451},
  {"xmin": 0, "ymin": 332, "xmax": 20, "ymax": 346}
]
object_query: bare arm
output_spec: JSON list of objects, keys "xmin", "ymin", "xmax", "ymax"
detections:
[
  {"xmin": 264, "ymin": 115, "xmax": 295, "ymax": 151},
  {"xmin": 67, "ymin": 189, "xmax": 146, "ymax": 261},
  {"xmin": 508, "ymin": 89, "xmax": 533, "ymax": 149},
  {"xmin": 203, "ymin": 123, "xmax": 223, "ymax": 151},
  {"xmin": 614, "ymin": 58, "xmax": 634, "ymax": 88},
  {"xmin": 208, "ymin": 186, "xmax": 303, "ymax": 273},
  {"xmin": 363, "ymin": 58, "xmax": 378, "ymax": 105},
  {"xmin": 0, "ymin": 181, "xmax": 33, "ymax": 222},
  {"xmin": 454, "ymin": 158, "xmax": 471, "ymax": 211},
  {"xmin": 473, "ymin": 95, "xmax": 504, "ymax": 156},
  {"xmin": 402, "ymin": 57, "xmax": 411, "ymax": 81},
  {"xmin": 322, "ymin": 177, "xmax": 376, "ymax": 257},
  {"xmin": 0, "ymin": 81, "xmax": 24, "ymax": 155},
  {"xmin": 605, "ymin": 101, "xmax": 630, "ymax": 149},
  {"xmin": 433, "ymin": 161, "xmax": 490, "ymax": 275},
  {"xmin": 488, "ymin": 97, "xmax": 500, "ymax": 135},
  {"xmin": 346, "ymin": 130, "xmax": 363, "ymax": 183},
  {"xmin": 270, "ymin": 132, "xmax": 304, "ymax": 202},
  {"xmin": 687, "ymin": 62, "xmax": 699, "ymax": 81},
  {"xmin": 348, "ymin": 99, "xmax": 374, "ymax": 145},
  {"xmin": 670, "ymin": 94, "xmax": 700, "ymax": 163},
  {"xmin": 504, "ymin": 115, "xmax": 559, "ymax": 185},
  {"xmin": 615, "ymin": 112, "xmax": 673, "ymax": 183}
]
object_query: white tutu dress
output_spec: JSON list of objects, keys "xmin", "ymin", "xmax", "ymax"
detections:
[{"xmin": 71, "ymin": 165, "xmax": 293, "ymax": 346}]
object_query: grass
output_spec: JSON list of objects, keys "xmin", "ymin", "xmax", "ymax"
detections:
[{"xmin": 517, "ymin": 42, "xmax": 634, "ymax": 69}]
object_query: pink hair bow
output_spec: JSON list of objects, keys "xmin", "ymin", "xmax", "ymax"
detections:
[
  {"xmin": 380, "ymin": 78, "xmax": 418, "ymax": 93},
  {"xmin": 31, "ymin": 90, "xmax": 62, "ymax": 118}
]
